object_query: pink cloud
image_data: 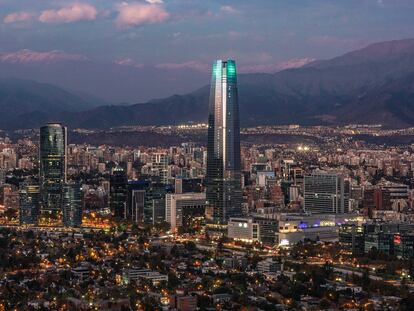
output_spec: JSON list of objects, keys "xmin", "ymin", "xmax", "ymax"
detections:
[
  {"xmin": 116, "ymin": 2, "xmax": 169, "ymax": 28},
  {"xmin": 155, "ymin": 61, "xmax": 209, "ymax": 72},
  {"xmin": 39, "ymin": 3, "xmax": 97, "ymax": 24},
  {"xmin": 115, "ymin": 58, "xmax": 144, "ymax": 68},
  {"xmin": 3, "ymin": 12, "xmax": 35, "ymax": 24},
  {"xmin": 0, "ymin": 49, "xmax": 88, "ymax": 63}
]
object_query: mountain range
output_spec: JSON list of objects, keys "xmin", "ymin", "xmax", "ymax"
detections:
[{"xmin": 2, "ymin": 38, "xmax": 414, "ymax": 129}]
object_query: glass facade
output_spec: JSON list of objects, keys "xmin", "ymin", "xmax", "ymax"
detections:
[
  {"xmin": 62, "ymin": 182, "xmax": 82, "ymax": 227},
  {"xmin": 110, "ymin": 166, "xmax": 128, "ymax": 219},
  {"xmin": 39, "ymin": 123, "xmax": 67, "ymax": 222},
  {"xmin": 19, "ymin": 182, "xmax": 40, "ymax": 225},
  {"xmin": 206, "ymin": 59, "xmax": 242, "ymax": 224},
  {"xmin": 304, "ymin": 173, "xmax": 349, "ymax": 214}
]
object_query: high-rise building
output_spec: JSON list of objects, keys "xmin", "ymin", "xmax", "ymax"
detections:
[
  {"xmin": 39, "ymin": 123, "xmax": 67, "ymax": 222},
  {"xmin": 110, "ymin": 166, "xmax": 128, "ymax": 219},
  {"xmin": 165, "ymin": 193, "xmax": 206, "ymax": 232},
  {"xmin": 127, "ymin": 180, "xmax": 172, "ymax": 225},
  {"xmin": 19, "ymin": 182, "xmax": 40, "ymax": 225},
  {"xmin": 62, "ymin": 182, "xmax": 82, "ymax": 227},
  {"xmin": 206, "ymin": 59, "xmax": 242, "ymax": 225},
  {"xmin": 127, "ymin": 180, "xmax": 150, "ymax": 224},
  {"xmin": 151, "ymin": 153, "xmax": 169, "ymax": 184},
  {"xmin": 174, "ymin": 177, "xmax": 202, "ymax": 194},
  {"xmin": 0, "ymin": 168, "xmax": 6, "ymax": 185},
  {"xmin": 304, "ymin": 173, "xmax": 349, "ymax": 214}
]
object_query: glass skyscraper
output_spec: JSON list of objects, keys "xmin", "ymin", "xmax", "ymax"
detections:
[
  {"xmin": 62, "ymin": 182, "xmax": 82, "ymax": 227},
  {"xmin": 206, "ymin": 59, "xmax": 242, "ymax": 224},
  {"xmin": 110, "ymin": 166, "xmax": 128, "ymax": 219},
  {"xmin": 19, "ymin": 182, "xmax": 40, "ymax": 225},
  {"xmin": 39, "ymin": 123, "xmax": 67, "ymax": 222}
]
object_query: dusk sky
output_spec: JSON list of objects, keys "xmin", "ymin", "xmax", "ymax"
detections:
[{"xmin": 1, "ymin": 0, "xmax": 414, "ymax": 73}]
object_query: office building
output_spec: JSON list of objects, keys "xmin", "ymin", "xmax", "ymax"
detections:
[
  {"xmin": 39, "ymin": 123, "xmax": 67, "ymax": 221},
  {"xmin": 304, "ymin": 173, "xmax": 349, "ymax": 214},
  {"xmin": 110, "ymin": 166, "xmax": 128, "ymax": 218},
  {"xmin": 19, "ymin": 182, "xmax": 40, "ymax": 225},
  {"xmin": 151, "ymin": 153, "xmax": 169, "ymax": 184},
  {"xmin": 227, "ymin": 217, "xmax": 259, "ymax": 243},
  {"xmin": 62, "ymin": 182, "xmax": 82, "ymax": 227},
  {"xmin": 0, "ymin": 168, "xmax": 6, "ymax": 185},
  {"xmin": 174, "ymin": 177, "xmax": 202, "ymax": 194},
  {"xmin": 206, "ymin": 59, "xmax": 242, "ymax": 225},
  {"xmin": 339, "ymin": 224, "xmax": 365, "ymax": 255},
  {"xmin": 276, "ymin": 213, "xmax": 363, "ymax": 246},
  {"xmin": 165, "ymin": 193, "xmax": 206, "ymax": 232},
  {"xmin": 127, "ymin": 180, "xmax": 172, "ymax": 225},
  {"xmin": 127, "ymin": 180, "xmax": 150, "ymax": 223}
]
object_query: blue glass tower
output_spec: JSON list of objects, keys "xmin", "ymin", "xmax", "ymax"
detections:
[
  {"xmin": 39, "ymin": 123, "xmax": 67, "ymax": 223},
  {"xmin": 206, "ymin": 60, "xmax": 242, "ymax": 224}
]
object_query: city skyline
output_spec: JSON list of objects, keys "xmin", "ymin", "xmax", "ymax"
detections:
[{"xmin": 2, "ymin": 1, "xmax": 414, "ymax": 310}]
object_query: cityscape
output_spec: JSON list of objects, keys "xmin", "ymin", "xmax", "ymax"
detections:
[{"xmin": 2, "ymin": 1, "xmax": 414, "ymax": 311}]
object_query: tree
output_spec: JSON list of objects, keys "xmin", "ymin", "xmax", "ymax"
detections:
[{"xmin": 319, "ymin": 298, "xmax": 331, "ymax": 310}]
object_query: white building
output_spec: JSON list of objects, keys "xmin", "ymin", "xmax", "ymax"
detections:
[
  {"xmin": 165, "ymin": 193, "xmax": 206, "ymax": 232},
  {"xmin": 227, "ymin": 217, "xmax": 260, "ymax": 243}
]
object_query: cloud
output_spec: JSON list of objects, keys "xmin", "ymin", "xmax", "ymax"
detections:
[
  {"xmin": 145, "ymin": 0, "xmax": 164, "ymax": 3},
  {"xmin": 0, "ymin": 49, "xmax": 89, "ymax": 63},
  {"xmin": 3, "ymin": 12, "xmax": 35, "ymax": 24},
  {"xmin": 220, "ymin": 5, "xmax": 239, "ymax": 14},
  {"xmin": 155, "ymin": 61, "xmax": 209, "ymax": 72},
  {"xmin": 39, "ymin": 3, "xmax": 98, "ymax": 24},
  {"xmin": 115, "ymin": 2, "xmax": 169, "ymax": 28},
  {"xmin": 115, "ymin": 57, "xmax": 144, "ymax": 68}
]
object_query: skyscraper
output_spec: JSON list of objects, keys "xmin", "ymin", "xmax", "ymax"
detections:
[
  {"xmin": 39, "ymin": 123, "xmax": 67, "ymax": 222},
  {"xmin": 304, "ymin": 173, "xmax": 350, "ymax": 214},
  {"xmin": 206, "ymin": 59, "xmax": 242, "ymax": 224},
  {"xmin": 110, "ymin": 166, "xmax": 128, "ymax": 219},
  {"xmin": 62, "ymin": 182, "xmax": 82, "ymax": 227},
  {"xmin": 19, "ymin": 182, "xmax": 40, "ymax": 225}
]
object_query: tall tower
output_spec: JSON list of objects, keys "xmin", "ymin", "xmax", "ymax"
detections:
[
  {"xmin": 39, "ymin": 123, "xmax": 67, "ymax": 223},
  {"xmin": 206, "ymin": 59, "xmax": 242, "ymax": 225},
  {"xmin": 110, "ymin": 166, "xmax": 128, "ymax": 219}
]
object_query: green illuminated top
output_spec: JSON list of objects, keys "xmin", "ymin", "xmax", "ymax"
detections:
[
  {"xmin": 212, "ymin": 59, "xmax": 236, "ymax": 79},
  {"xmin": 226, "ymin": 60, "xmax": 236, "ymax": 77}
]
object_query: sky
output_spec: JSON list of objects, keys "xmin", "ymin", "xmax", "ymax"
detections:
[{"xmin": 1, "ymin": 0, "xmax": 414, "ymax": 73}]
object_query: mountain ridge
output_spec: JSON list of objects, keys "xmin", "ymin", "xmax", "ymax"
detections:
[{"xmin": 2, "ymin": 38, "xmax": 414, "ymax": 129}]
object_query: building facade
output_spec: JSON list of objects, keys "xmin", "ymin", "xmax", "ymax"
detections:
[
  {"xmin": 304, "ymin": 173, "xmax": 349, "ymax": 214},
  {"xmin": 19, "ymin": 182, "xmax": 40, "ymax": 225},
  {"xmin": 39, "ymin": 123, "xmax": 67, "ymax": 222},
  {"xmin": 62, "ymin": 182, "xmax": 82, "ymax": 227},
  {"xmin": 206, "ymin": 59, "xmax": 242, "ymax": 225},
  {"xmin": 110, "ymin": 166, "xmax": 128, "ymax": 219},
  {"xmin": 165, "ymin": 192, "xmax": 206, "ymax": 232}
]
